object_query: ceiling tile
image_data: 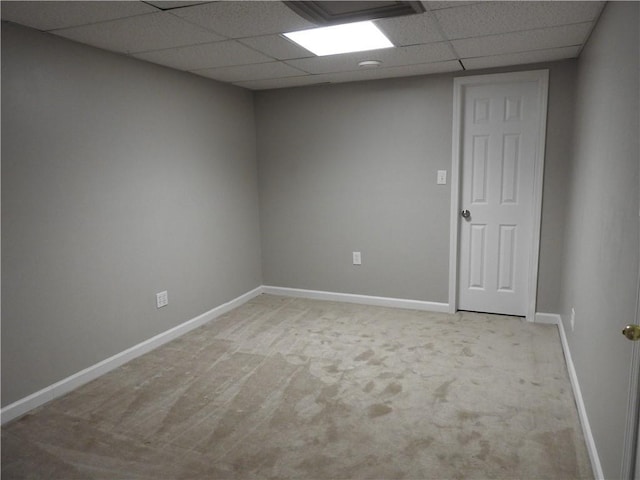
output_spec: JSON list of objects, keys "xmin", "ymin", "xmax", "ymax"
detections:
[
  {"xmin": 51, "ymin": 11, "xmax": 224, "ymax": 54},
  {"xmin": 0, "ymin": 1, "xmax": 158, "ymax": 31},
  {"xmin": 375, "ymin": 12, "xmax": 446, "ymax": 46},
  {"xmin": 321, "ymin": 59, "xmax": 463, "ymax": 84},
  {"xmin": 461, "ymin": 45, "xmax": 581, "ymax": 70},
  {"xmin": 133, "ymin": 40, "xmax": 271, "ymax": 70},
  {"xmin": 234, "ymin": 75, "xmax": 326, "ymax": 91},
  {"xmin": 451, "ymin": 22, "xmax": 593, "ymax": 58},
  {"xmin": 239, "ymin": 34, "xmax": 313, "ymax": 61},
  {"xmin": 170, "ymin": 1, "xmax": 315, "ymax": 39},
  {"xmin": 195, "ymin": 61, "xmax": 307, "ymax": 83},
  {"xmin": 145, "ymin": 1, "xmax": 210, "ymax": 10},
  {"xmin": 423, "ymin": 2, "xmax": 478, "ymax": 11},
  {"xmin": 235, "ymin": 59, "xmax": 463, "ymax": 90},
  {"xmin": 286, "ymin": 43, "xmax": 456, "ymax": 75},
  {"xmin": 435, "ymin": 1, "xmax": 605, "ymax": 40}
]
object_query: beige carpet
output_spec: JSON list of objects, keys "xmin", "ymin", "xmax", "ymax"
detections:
[{"xmin": 2, "ymin": 294, "xmax": 593, "ymax": 479}]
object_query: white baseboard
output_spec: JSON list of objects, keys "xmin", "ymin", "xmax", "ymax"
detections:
[
  {"xmin": 534, "ymin": 312, "xmax": 561, "ymax": 324},
  {"xmin": 262, "ymin": 285, "xmax": 449, "ymax": 313},
  {"xmin": 555, "ymin": 315, "xmax": 604, "ymax": 480},
  {"xmin": 0, "ymin": 286, "xmax": 263, "ymax": 425}
]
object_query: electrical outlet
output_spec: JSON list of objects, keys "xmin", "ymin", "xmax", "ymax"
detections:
[
  {"xmin": 353, "ymin": 251, "xmax": 362, "ymax": 265},
  {"xmin": 156, "ymin": 291, "xmax": 168, "ymax": 309},
  {"xmin": 570, "ymin": 307, "xmax": 575, "ymax": 331},
  {"xmin": 437, "ymin": 170, "xmax": 447, "ymax": 185}
]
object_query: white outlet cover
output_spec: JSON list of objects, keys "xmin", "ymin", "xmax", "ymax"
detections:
[
  {"xmin": 353, "ymin": 251, "xmax": 362, "ymax": 265},
  {"xmin": 437, "ymin": 170, "xmax": 447, "ymax": 185},
  {"xmin": 156, "ymin": 291, "xmax": 168, "ymax": 308}
]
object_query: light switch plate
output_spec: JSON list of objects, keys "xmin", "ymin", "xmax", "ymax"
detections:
[
  {"xmin": 353, "ymin": 251, "xmax": 362, "ymax": 265},
  {"xmin": 437, "ymin": 170, "xmax": 447, "ymax": 185}
]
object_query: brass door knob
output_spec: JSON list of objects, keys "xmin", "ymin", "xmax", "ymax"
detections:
[{"xmin": 622, "ymin": 324, "xmax": 640, "ymax": 341}]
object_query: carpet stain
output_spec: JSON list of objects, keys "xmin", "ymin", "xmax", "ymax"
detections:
[
  {"xmin": 462, "ymin": 346, "xmax": 474, "ymax": 357},
  {"xmin": 367, "ymin": 356, "xmax": 386, "ymax": 366},
  {"xmin": 534, "ymin": 428, "xmax": 579, "ymax": 478},
  {"xmin": 354, "ymin": 349, "xmax": 375, "ymax": 361},
  {"xmin": 324, "ymin": 364, "xmax": 340, "ymax": 373},
  {"xmin": 492, "ymin": 451, "xmax": 520, "ymax": 471},
  {"xmin": 404, "ymin": 436, "xmax": 435, "ymax": 457},
  {"xmin": 434, "ymin": 379, "xmax": 455, "ymax": 403},
  {"xmin": 457, "ymin": 430, "xmax": 481, "ymax": 445},
  {"xmin": 325, "ymin": 421, "xmax": 339, "ymax": 442},
  {"xmin": 409, "ymin": 342, "xmax": 434, "ymax": 351},
  {"xmin": 457, "ymin": 410, "xmax": 481, "ymax": 422},
  {"xmin": 363, "ymin": 381, "xmax": 375, "ymax": 393},
  {"xmin": 231, "ymin": 446, "xmax": 281, "ymax": 472},
  {"xmin": 368, "ymin": 403, "xmax": 393, "ymax": 418},
  {"xmin": 477, "ymin": 439, "xmax": 491, "ymax": 461},
  {"xmin": 317, "ymin": 383, "xmax": 339, "ymax": 403},
  {"xmin": 382, "ymin": 382, "xmax": 402, "ymax": 396}
]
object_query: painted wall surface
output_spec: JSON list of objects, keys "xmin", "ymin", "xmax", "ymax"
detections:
[
  {"xmin": 256, "ymin": 62, "xmax": 576, "ymax": 309},
  {"xmin": 558, "ymin": 3, "xmax": 639, "ymax": 478},
  {"xmin": 257, "ymin": 76, "xmax": 452, "ymax": 302},
  {"xmin": 1, "ymin": 23, "xmax": 263, "ymax": 406}
]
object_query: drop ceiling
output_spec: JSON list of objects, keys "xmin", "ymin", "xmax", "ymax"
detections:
[{"xmin": 0, "ymin": 1, "xmax": 605, "ymax": 90}]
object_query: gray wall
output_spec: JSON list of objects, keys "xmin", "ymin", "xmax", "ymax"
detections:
[
  {"xmin": 257, "ymin": 76, "xmax": 452, "ymax": 302},
  {"xmin": 1, "ymin": 23, "xmax": 262, "ymax": 406},
  {"xmin": 256, "ymin": 62, "xmax": 576, "ymax": 309},
  {"xmin": 557, "ymin": 3, "xmax": 640, "ymax": 478}
]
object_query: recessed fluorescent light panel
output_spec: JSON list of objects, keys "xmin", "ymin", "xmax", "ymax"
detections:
[{"xmin": 283, "ymin": 21, "xmax": 394, "ymax": 56}]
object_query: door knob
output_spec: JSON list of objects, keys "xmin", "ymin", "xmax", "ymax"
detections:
[
  {"xmin": 622, "ymin": 324, "xmax": 640, "ymax": 341},
  {"xmin": 461, "ymin": 209, "xmax": 471, "ymax": 219}
]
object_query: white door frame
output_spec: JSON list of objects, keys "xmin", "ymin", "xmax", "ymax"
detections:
[
  {"xmin": 621, "ymin": 337, "xmax": 640, "ymax": 479},
  {"xmin": 622, "ymin": 259, "xmax": 640, "ymax": 479},
  {"xmin": 448, "ymin": 70, "xmax": 549, "ymax": 322}
]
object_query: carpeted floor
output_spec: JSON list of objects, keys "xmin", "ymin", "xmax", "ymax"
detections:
[{"xmin": 2, "ymin": 294, "xmax": 593, "ymax": 479}]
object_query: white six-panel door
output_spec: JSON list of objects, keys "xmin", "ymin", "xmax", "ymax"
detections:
[{"xmin": 455, "ymin": 75, "xmax": 546, "ymax": 317}]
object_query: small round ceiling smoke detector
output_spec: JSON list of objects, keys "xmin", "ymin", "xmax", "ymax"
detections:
[{"xmin": 358, "ymin": 60, "xmax": 382, "ymax": 68}]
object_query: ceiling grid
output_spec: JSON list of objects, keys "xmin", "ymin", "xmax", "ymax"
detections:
[{"xmin": 0, "ymin": 1, "xmax": 606, "ymax": 90}]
